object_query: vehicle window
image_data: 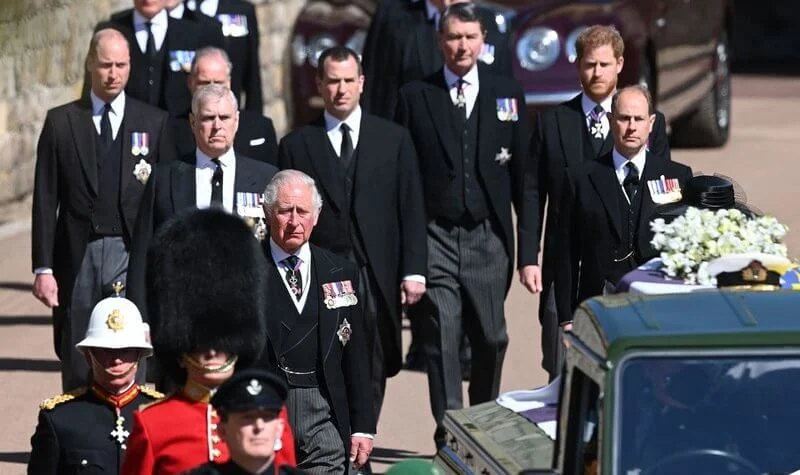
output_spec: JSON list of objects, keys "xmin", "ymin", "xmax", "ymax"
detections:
[
  {"xmin": 616, "ymin": 355, "xmax": 800, "ymax": 475},
  {"xmin": 563, "ymin": 368, "xmax": 601, "ymax": 475}
]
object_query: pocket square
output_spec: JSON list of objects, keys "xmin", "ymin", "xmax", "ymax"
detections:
[{"xmin": 249, "ymin": 137, "xmax": 266, "ymax": 146}]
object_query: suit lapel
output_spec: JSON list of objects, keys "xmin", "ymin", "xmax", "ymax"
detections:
[
  {"xmin": 352, "ymin": 116, "xmax": 380, "ymax": 207},
  {"xmin": 599, "ymin": 130, "xmax": 614, "ymax": 157},
  {"xmin": 312, "ymin": 249, "xmax": 342, "ymax": 363},
  {"xmin": 171, "ymin": 155, "xmax": 197, "ymax": 211},
  {"xmin": 476, "ymin": 72, "xmax": 495, "ymax": 173},
  {"xmin": 305, "ymin": 122, "xmax": 345, "ymax": 212},
  {"xmin": 68, "ymin": 99, "xmax": 99, "ymax": 195},
  {"xmin": 588, "ymin": 153, "xmax": 623, "ymax": 239},
  {"xmin": 423, "ymin": 74, "xmax": 459, "ymax": 168},
  {"xmin": 119, "ymin": 101, "xmax": 136, "ymax": 203},
  {"xmin": 638, "ymin": 152, "xmax": 664, "ymax": 229},
  {"xmin": 557, "ymin": 95, "xmax": 587, "ymax": 168},
  {"xmin": 263, "ymin": 245, "xmax": 287, "ymax": 357},
  {"xmin": 233, "ymin": 154, "xmax": 257, "ymax": 207}
]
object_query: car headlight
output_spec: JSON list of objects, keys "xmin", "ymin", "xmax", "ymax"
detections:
[
  {"xmin": 291, "ymin": 35, "xmax": 308, "ymax": 67},
  {"xmin": 308, "ymin": 33, "xmax": 338, "ymax": 68},
  {"xmin": 345, "ymin": 30, "xmax": 367, "ymax": 57},
  {"xmin": 516, "ymin": 27, "xmax": 560, "ymax": 71},
  {"xmin": 565, "ymin": 27, "xmax": 587, "ymax": 63}
]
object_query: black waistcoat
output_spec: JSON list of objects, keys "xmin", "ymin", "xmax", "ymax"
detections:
[
  {"xmin": 91, "ymin": 126, "xmax": 124, "ymax": 237},
  {"xmin": 437, "ymin": 101, "xmax": 489, "ymax": 222},
  {"xmin": 128, "ymin": 39, "xmax": 166, "ymax": 107},
  {"xmin": 277, "ymin": 267, "xmax": 320, "ymax": 386},
  {"xmin": 614, "ymin": 182, "xmax": 643, "ymax": 274}
]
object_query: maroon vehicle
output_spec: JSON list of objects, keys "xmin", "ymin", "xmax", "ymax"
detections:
[{"xmin": 288, "ymin": 0, "xmax": 733, "ymax": 147}]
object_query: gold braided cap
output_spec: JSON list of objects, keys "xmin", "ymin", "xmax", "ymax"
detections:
[{"xmin": 39, "ymin": 387, "xmax": 87, "ymax": 411}]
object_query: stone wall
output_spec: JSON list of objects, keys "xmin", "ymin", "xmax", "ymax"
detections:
[{"xmin": 0, "ymin": 0, "xmax": 304, "ymax": 222}]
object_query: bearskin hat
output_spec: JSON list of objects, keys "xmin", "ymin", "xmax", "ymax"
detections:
[{"xmin": 146, "ymin": 208, "xmax": 267, "ymax": 384}]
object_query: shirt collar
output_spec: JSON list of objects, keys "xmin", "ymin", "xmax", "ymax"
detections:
[
  {"xmin": 133, "ymin": 7, "xmax": 168, "ymax": 28},
  {"xmin": 581, "ymin": 92, "xmax": 614, "ymax": 117},
  {"xmin": 196, "ymin": 145, "xmax": 236, "ymax": 169},
  {"xmin": 90, "ymin": 381, "xmax": 139, "ymax": 408},
  {"xmin": 269, "ymin": 238, "xmax": 311, "ymax": 267},
  {"xmin": 168, "ymin": 3, "xmax": 184, "ymax": 19},
  {"xmin": 323, "ymin": 106, "xmax": 362, "ymax": 135},
  {"xmin": 443, "ymin": 63, "xmax": 479, "ymax": 89},
  {"xmin": 612, "ymin": 145, "xmax": 647, "ymax": 175},
  {"xmin": 90, "ymin": 90, "xmax": 126, "ymax": 116},
  {"xmin": 424, "ymin": 0, "xmax": 439, "ymax": 22}
]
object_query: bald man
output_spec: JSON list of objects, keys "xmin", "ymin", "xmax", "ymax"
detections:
[{"xmin": 32, "ymin": 28, "xmax": 175, "ymax": 391}]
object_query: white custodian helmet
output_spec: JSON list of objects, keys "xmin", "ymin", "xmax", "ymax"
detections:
[{"xmin": 76, "ymin": 289, "xmax": 153, "ymax": 357}]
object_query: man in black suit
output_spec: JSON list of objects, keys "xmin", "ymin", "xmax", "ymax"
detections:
[
  {"xmin": 32, "ymin": 29, "xmax": 173, "ymax": 391},
  {"xmin": 259, "ymin": 170, "xmax": 375, "ymax": 473},
  {"xmin": 185, "ymin": 0, "xmax": 263, "ymax": 113},
  {"xmin": 278, "ymin": 46, "xmax": 427, "ymax": 423},
  {"xmin": 555, "ymin": 85, "xmax": 692, "ymax": 325},
  {"xmin": 394, "ymin": 3, "xmax": 534, "ymax": 448},
  {"xmin": 362, "ymin": 0, "xmax": 512, "ymax": 120},
  {"xmin": 100, "ymin": 0, "xmax": 224, "ymax": 116},
  {"xmin": 522, "ymin": 25, "xmax": 672, "ymax": 380},
  {"xmin": 127, "ymin": 83, "xmax": 277, "ymax": 336},
  {"xmin": 171, "ymin": 47, "xmax": 278, "ymax": 165}
]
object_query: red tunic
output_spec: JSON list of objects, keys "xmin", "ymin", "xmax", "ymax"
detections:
[{"xmin": 121, "ymin": 381, "xmax": 296, "ymax": 475}]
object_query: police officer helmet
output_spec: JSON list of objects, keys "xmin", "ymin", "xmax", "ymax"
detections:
[{"xmin": 76, "ymin": 294, "xmax": 153, "ymax": 357}]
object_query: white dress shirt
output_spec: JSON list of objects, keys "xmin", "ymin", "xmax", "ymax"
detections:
[
  {"xmin": 133, "ymin": 8, "xmax": 168, "ymax": 54},
  {"xmin": 581, "ymin": 93, "xmax": 613, "ymax": 140},
  {"xmin": 90, "ymin": 90, "xmax": 125, "ymax": 140},
  {"xmin": 187, "ymin": 0, "xmax": 220, "ymax": 17},
  {"xmin": 444, "ymin": 64, "xmax": 479, "ymax": 119},
  {"xmin": 167, "ymin": 3, "xmax": 185, "ymax": 19},
  {"xmin": 324, "ymin": 107, "xmax": 362, "ymax": 156},
  {"xmin": 612, "ymin": 146, "xmax": 647, "ymax": 203},
  {"xmin": 195, "ymin": 147, "xmax": 237, "ymax": 213},
  {"xmin": 269, "ymin": 239, "xmax": 312, "ymax": 313}
]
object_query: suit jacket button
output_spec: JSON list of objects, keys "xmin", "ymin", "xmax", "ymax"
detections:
[{"xmin": 148, "ymin": 79, "xmax": 154, "ymax": 85}]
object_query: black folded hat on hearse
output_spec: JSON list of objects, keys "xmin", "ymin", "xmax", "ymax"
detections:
[{"xmin": 653, "ymin": 173, "xmax": 759, "ymax": 222}]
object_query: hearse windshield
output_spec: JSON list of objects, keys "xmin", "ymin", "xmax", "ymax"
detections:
[{"xmin": 615, "ymin": 354, "xmax": 800, "ymax": 475}]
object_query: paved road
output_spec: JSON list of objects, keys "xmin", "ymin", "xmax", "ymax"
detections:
[{"xmin": 1, "ymin": 75, "xmax": 799, "ymax": 474}]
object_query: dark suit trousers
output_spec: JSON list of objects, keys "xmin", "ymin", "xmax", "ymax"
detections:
[
  {"xmin": 348, "ymin": 252, "xmax": 387, "ymax": 424},
  {"xmin": 62, "ymin": 236, "xmax": 130, "ymax": 391},
  {"xmin": 539, "ymin": 280, "xmax": 565, "ymax": 382},
  {"xmin": 420, "ymin": 218, "xmax": 509, "ymax": 445}
]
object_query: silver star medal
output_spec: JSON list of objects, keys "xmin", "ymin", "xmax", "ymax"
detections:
[
  {"xmin": 111, "ymin": 416, "xmax": 130, "ymax": 449},
  {"xmin": 337, "ymin": 319, "xmax": 352, "ymax": 346},
  {"xmin": 495, "ymin": 147, "xmax": 512, "ymax": 166}
]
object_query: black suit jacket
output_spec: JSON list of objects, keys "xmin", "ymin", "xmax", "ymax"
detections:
[
  {"xmin": 28, "ymin": 388, "xmax": 159, "ymax": 475},
  {"xmin": 396, "ymin": 68, "xmax": 533, "ymax": 289},
  {"xmin": 362, "ymin": 0, "xmax": 513, "ymax": 119},
  {"xmin": 171, "ymin": 110, "xmax": 279, "ymax": 165},
  {"xmin": 555, "ymin": 152, "xmax": 692, "ymax": 323},
  {"xmin": 278, "ymin": 113, "xmax": 427, "ymax": 377},
  {"xmin": 127, "ymin": 152, "xmax": 278, "ymax": 324},
  {"xmin": 260, "ymin": 245, "xmax": 376, "ymax": 445},
  {"xmin": 32, "ymin": 96, "xmax": 173, "ymax": 354},
  {"xmin": 523, "ymin": 93, "xmax": 671, "ymax": 279},
  {"xmin": 101, "ymin": 10, "xmax": 224, "ymax": 116}
]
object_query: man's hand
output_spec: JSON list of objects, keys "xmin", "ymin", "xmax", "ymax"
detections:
[
  {"xmin": 33, "ymin": 274, "xmax": 59, "ymax": 308},
  {"xmin": 349, "ymin": 435, "xmax": 374, "ymax": 470},
  {"xmin": 400, "ymin": 280, "xmax": 426, "ymax": 306},
  {"xmin": 519, "ymin": 265, "xmax": 543, "ymax": 294},
  {"xmin": 561, "ymin": 322, "xmax": 573, "ymax": 348}
]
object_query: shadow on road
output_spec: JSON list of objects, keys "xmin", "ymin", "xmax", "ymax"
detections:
[
  {"xmin": 0, "ymin": 358, "xmax": 60, "ymax": 372},
  {"xmin": 0, "ymin": 315, "xmax": 50, "ymax": 326},
  {"xmin": 0, "ymin": 451, "xmax": 29, "ymax": 464},
  {"xmin": 0, "ymin": 281, "xmax": 33, "ymax": 292},
  {"xmin": 372, "ymin": 447, "xmax": 429, "ymax": 465}
]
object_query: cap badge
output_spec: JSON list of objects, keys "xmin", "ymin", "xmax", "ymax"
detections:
[
  {"xmin": 106, "ymin": 309, "xmax": 125, "ymax": 332},
  {"xmin": 247, "ymin": 379, "xmax": 262, "ymax": 395}
]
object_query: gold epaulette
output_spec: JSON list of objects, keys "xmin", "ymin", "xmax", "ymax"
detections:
[
  {"xmin": 39, "ymin": 387, "xmax": 87, "ymax": 411},
  {"xmin": 138, "ymin": 394, "xmax": 171, "ymax": 412},
  {"xmin": 138, "ymin": 385, "xmax": 165, "ymax": 400}
]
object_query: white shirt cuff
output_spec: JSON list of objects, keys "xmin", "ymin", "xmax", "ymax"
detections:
[
  {"xmin": 34, "ymin": 268, "xmax": 53, "ymax": 275},
  {"xmin": 351, "ymin": 433, "xmax": 374, "ymax": 439},
  {"xmin": 402, "ymin": 274, "xmax": 426, "ymax": 285}
]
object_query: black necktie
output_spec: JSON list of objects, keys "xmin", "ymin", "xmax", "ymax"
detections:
[
  {"xmin": 210, "ymin": 158, "xmax": 223, "ymax": 207},
  {"xmin": 145, "ymin": 21, "xmax": 156, "ymax": 58},
  {"xmin": 623, "ymin": 162, "xmax": 640, "ymax": 203},
  {"xmin": 339, "ymin": 123, "xmax": 353, "ymax": 169},
  {"xmin": 283, "ymin": 256, "xmax": 303, "ymax": 301},
  {"xmin": 99, "ymin": 103, "xmax": 112, "ymax": 146}
]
